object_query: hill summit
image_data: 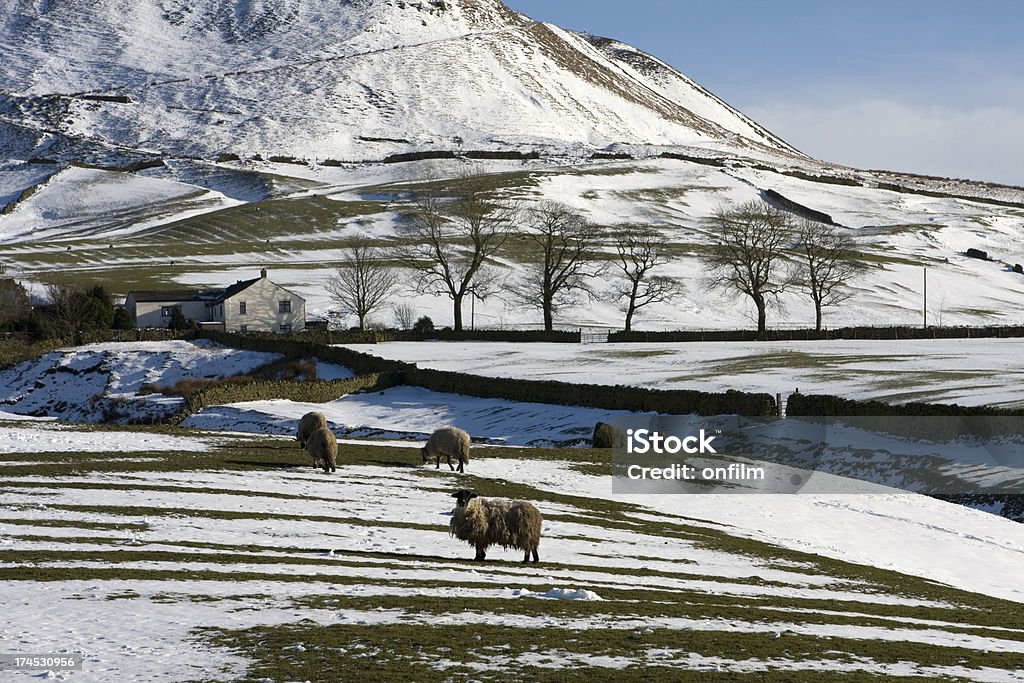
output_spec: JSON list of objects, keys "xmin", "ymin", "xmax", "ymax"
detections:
[{"xmin": 0, "ymin": 0, "xmax": 798, "ymax": 163}]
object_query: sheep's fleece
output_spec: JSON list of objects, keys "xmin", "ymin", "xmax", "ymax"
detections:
[{"xmin": 449, "ymin": 489, "xmax": 541, "ymax": 563}]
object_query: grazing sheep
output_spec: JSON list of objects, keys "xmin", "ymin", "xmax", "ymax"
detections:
[
  {"xmin": 422, "ymin": 427, "xmax": 470, "ymax": 473},
  {"xmin": 297, "ymin": 411, "xmax": 327, "ymax": 449},
  {"xmin": 305, "ymin": 427, "xmax": 337, "ymax": 474},
  {"xmin": 449, "ymin": 489, "xmax": 541, "ymax": 563},
  {"xmin": 592, "ymin": 421, "xmax": 627, "ymax": 449}
]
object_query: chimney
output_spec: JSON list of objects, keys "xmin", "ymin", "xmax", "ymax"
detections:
[{"xmin": 260, "ymin": 268, "xmax": 267, "ymax": 279}]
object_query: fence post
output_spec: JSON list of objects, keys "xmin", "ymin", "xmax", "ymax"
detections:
[{"xmin": 776, "ymin": 393, "xmax": 784, "ymax": 418}]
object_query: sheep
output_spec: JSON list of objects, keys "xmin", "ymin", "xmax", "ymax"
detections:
[
  {"xmin": 422, "ymin": 426, "xmax": 470, "ymax": 473},
  {"xmin": 296, "ymin": 411, "xmax": 327, "ymax": 449},
  {"xmin": 449, "ymin": 489, "xmax": 541, "ymax": 563},
  {"xmin": 305, "ymin": 426, "xmax": 337, "ymax": 474}
]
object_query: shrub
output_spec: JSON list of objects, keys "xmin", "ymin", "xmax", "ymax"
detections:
[
  {"xmin": 111, "ymin": 307, "xmax": 133, "ymax": 330},
  {"xmin": 412, "ymin": 316, "xmax": 435, "ymax": 334}
]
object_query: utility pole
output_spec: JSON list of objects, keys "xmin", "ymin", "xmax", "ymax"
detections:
[{"xmin": 923, "ymin": 266, "xmax": 928, "ymax": 329}]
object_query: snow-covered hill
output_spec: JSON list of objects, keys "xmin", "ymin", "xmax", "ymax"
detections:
[
  {"xmin": 0, "ymin": 0, "xmax": 1022, "ymax": 334},
  {"xmin": 0, "ymin": 0, "xmax": 799, "ymax": 164}
]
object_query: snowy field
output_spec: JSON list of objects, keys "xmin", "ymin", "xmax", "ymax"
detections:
[
  {"xmin": 2, "ymin": 423, "xmax": 1024, "ymax": 680},
  {"xmin": 352, "ymin": 337, "xmax": 1024, "ymax": 408},
  {"xmin": 181, "ymin": 386, "xmax": 645, "ymax": 447},
  {"xmin": 0, "ymin": 340, "xmax": 1023, "ymax": 679},
  {"xmin": 3, "ymin": 158, "xmax": 1024, "ymax": 335}
]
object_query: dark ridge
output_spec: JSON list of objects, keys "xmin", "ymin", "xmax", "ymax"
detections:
[
  {"xmin": 463, "ymin": 150, "xmax": 539, "ymax": 160},
  {"xmin": 760, "ymin": 188, "xmax": 836, "ymax": 225},
  {"xmin": 659, "ymin": 152, "xmax": 726, "ymax": 167},
  {"xmin": 357, "ymin": 136, "xmax": 412, "ymax": 144},
  {"xmin": 875, "ymin": 181, "xmax": 1024, "ymax": 210},
  {"xmin": 382, "ymin": 151, "xmax": 457, "ymax": 164},
  {"xmin": 781, "ymin": 169, "xmax": 863, "ymax": 187},
  {"xmin": 609, "ymin": 325, "xmax": 1024, "ymax": 343},
  {"xmin": 70, "ymin": 158, "xmax": 165, "ymax": 173},
  {"xmin": 77, "ymin": 94, "xmax": 132, "ymax": 104}
]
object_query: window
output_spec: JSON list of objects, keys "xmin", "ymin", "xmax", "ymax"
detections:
[
  {"xmin": 279, "ymin": 324, "xmax": 292, "ymax": 333},
  {"xmin": 239, "ymin": 301, "xmax": 247, "ymax": 315},
  {"xmin": 278, "ymin": 300, "xmax": 291, "ymax": 313},
  {"xmin": 239, "ymin": 325, "xmax": 248, "ymax": 333},
  {"xmin": 160, "ymin": 306, "xmax": 180, "ymax": 317}
]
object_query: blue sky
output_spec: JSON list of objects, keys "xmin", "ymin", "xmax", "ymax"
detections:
[{"xmin": 503, "ymin": 1, "xmax": 1024, "ymax": 185}]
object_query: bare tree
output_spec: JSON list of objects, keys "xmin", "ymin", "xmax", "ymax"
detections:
[
  {"xmin": 513, "ymin": 202, "xmax": 602, "ymax": 331},
  {"xmin": 611, "ymin": 226, "xmax": 684, "ymax": 331},
  {"xmin": 391, "ymin": 301, "xmax": 417, "ymax": 330},
  {"xmin": 325, "ymin": 239, "xmax": 399, "ymax": 330},
  {"xmin": 702, "ymin": 201, "xmax": 794, "ymax": 338},
  {"xmin": 794, "ymin": 219, "xmax": 866, "ymax": 332},
  {"xmin": 396, "ymin": 176, "xmax": 518, "ymax": 331}
]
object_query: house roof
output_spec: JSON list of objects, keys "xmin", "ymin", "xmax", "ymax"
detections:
[
  {"xmin": 128, "ymin": 272, "xmax": 306, "ymax": 307},
  {"xmin": 210, "ymin": 277, "xmax": 261, "ymax": 305},
  {"xmin": 126, "ymin": 290, "xmax": 210, "ymax": 303}
]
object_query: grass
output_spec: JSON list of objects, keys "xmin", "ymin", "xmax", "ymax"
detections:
[
  {"xmin": 613, "ymin": 187, "xmax": 694, "ymax": 204},
  {"xmin": 0, "ymin": 193, "xmax": 392, "ymax": 293},
  {"xmin": 0, "ymin": 338, "xmax": 67, "ymax": 370},
  {"xmin": 670, "ymin": 351, "xmax": 904, "ymax": 381},
  {"xmin": 2, "ymin": 427, "xmax": 1023, "ymax": 680},
  {"xmin": 199, "ymin": 621, "xmax": 1003, "ymax": 681}
]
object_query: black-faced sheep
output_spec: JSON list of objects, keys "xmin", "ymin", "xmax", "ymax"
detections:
[
  {"xmin": 305, "ymin": 426, "xmax": 337, "ymax": 474},
  {"xmin": 422, "ymin": 426, "xmax": 470, "ymax": 473},
  {"xmin": 297, "ymin": 411, "xmax": 327, "ymax": 449},
  {"xmin": 449, "ymin": 489, "xmax": 541, "ymax": 563}
]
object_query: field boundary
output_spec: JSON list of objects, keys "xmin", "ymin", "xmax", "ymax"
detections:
[
  {"xmin": 189, "ymin": 331, "xmax": 777, "ymax": 418},
  {"xmin": 609, "ymin": 324, "xmax": 1024, "ymax": 343}
]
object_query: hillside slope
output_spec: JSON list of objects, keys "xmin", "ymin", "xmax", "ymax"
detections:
[{"xmin": 0, "ymin": 0, "xmax": 799, "ymax": 163}]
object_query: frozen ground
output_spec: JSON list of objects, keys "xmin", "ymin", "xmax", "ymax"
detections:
[
  {"xmin": 0, "ymin": 339, "xmax": 1021, "ymax": 678},
  {"xmin": 181, "ymin": 385, "xmax": 647, "ymax": 447},
  {"xmin": 352, "ymin": 337, "xmax": 1024, "ymax": 408},
  {"xmin": 1, "ymin": 424, "xmax": 1023, "ymax": 679},
  {"xmin": 0, "ymin": 339, "xmax": 281, "ymax": 423}
]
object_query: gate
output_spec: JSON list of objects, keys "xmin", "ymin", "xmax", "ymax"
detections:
[{"xmin": 580, "ymin": 329, "xmax": 610, "ymax": 344}]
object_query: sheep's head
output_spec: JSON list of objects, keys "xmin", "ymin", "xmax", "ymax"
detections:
[
  {"xmin": 451, "ymin": 489, "xmax": 478, "ymax": 508},
  {"xmin": 421, "ymin": 446, "xmax": 429, "ymax": 464}
]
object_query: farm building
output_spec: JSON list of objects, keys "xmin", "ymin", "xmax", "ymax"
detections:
[{"xmin": 125, "ymin": 269, "xmax": 306, "ymax": 332}]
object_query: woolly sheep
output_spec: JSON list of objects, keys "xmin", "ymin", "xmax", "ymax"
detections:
[
  {"xmin": 297, "ymin": 411, "xmax": 327, "ymax": 449},
  {"xmin": 449, "ymin": 489, "xmax": 541, "ymax": 563},
  {"xmin": 422, "ymin": 427, "xmax": 470, "ymax": 473},
  {"xmin": 305, "ymin": 426, "xmax": 337, "ymax": 474}
]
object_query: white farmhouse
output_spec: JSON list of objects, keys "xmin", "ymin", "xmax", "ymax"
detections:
[{"xmin": 125, "ymin": 270, "xmax": 306, "ymax": 332}]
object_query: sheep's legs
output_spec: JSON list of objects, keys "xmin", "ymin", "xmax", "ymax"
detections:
[
  {"xmin": 456, "ymin": 459, "xmax": 464, "ymax": 473},
  {"xmin": 522, "ymin": 549, "xmax": 539, "ymax": 563},
  {"xmin": 474, "ymin": 545, "xmax": 486, "ymax": 561}
]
